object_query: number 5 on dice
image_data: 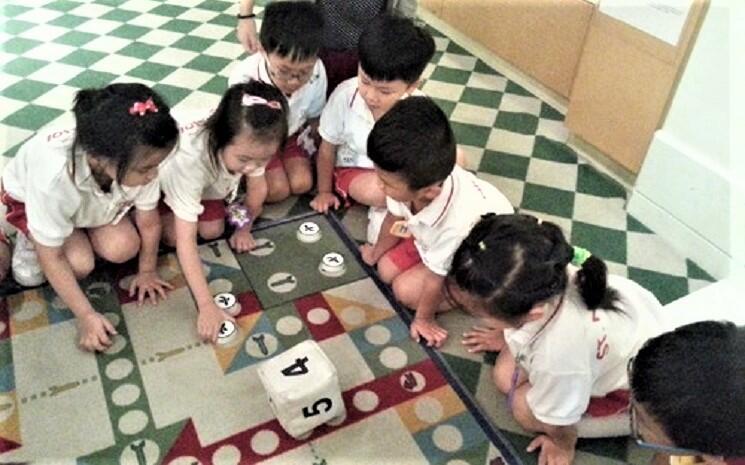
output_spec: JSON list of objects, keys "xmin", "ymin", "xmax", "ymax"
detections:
[{"xmin": 258, "ymin": 340, "xmax": 346, "ymax": 438}]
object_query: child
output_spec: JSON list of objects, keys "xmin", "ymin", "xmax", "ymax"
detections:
[
  {"xmin": 229, "ymin": 1, "xmax": 326, "ymax": 203},
  {"xmin": 310, "ymin": 13, "xmax": 435, "ymax": 213},
  {"xmin": 361, "ymin": 97, "xmax": 513, "ymax": 348},
  {"xmin": 159, "ymin": 81, "xmax": 289, "ymax": 343},
  {"xmin": 446, "ymin": 213, "xmax": 664, "ymax": 465},
  {"xmin": 0, "ymin": 232, "xmax": 9, "ymax": 283},
  {"xmin": 1, "ymin": 84, "xmax": 179, "ymax": 352}
]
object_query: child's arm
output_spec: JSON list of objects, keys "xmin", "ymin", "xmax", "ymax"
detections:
[
  {"xmin": 525, "ymin": 425, "xmax": 577, "ymax": 465},
  {"xmin": 236, "ymin": 0, "xmax": 259, "ymax": 53},
  {"xmin": 310, "ymin": 139, "xmax": 340, "ymax": 213},
  {"xmin": 360, "ymin": 212, "xmax": 402, "ymax": 266},
  {"xmin": 174, "ymin": 217, "xmax": 235, "ymax": 343},
  {"xmin": 129, "ymin": 208, "xmax": 173, "ymax": 305},
  {"xmin": 35, "ymin": 242, "xmax": 117, "ymax": 351},
  {"xmin": 230, "ymin": 175, "xmax": 267, "ymax": 253},
  {"xmin": 409, "ymin": 269, "xmax": 449, "ymax": 347}
]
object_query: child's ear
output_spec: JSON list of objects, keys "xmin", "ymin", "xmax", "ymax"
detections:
[
  {"xmin": 525, "ymin": 305, "xmax": 545, "ymax": 322},
  {"xmin": 420, "ymin": 184, "xmax": 442, "ymax": 201}
]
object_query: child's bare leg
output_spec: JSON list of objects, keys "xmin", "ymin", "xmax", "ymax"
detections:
[
  {"xmin": 376, "ymin": 252, "xmax": 405, "ymax": 284},
  {"xmin": 390, "ymin": 263, "xmax": 439, "ymax": 310},
  {"xmin": 62, "ymin": 230, "xmax": 96, "ymax": 279},
  {"xmin": 348, "ymin": 172, "xmax": 386, "ymax": 207},
  {"xmin": 493, "ymin": 347, "xmax": 527, "ymax": 394},
  {"xmin": 197, "ymin": 219, "xmax": 225, "ymax": 241},
  {"xmin": 0, "ymin": 239, "xmax": 10, "ymax": 282},
  {"xmin": 161, "ymin": 211, "xmax": 176, "ymax": 247},
  {"xmin": 265, "ymin": 168, "xmax": 291, "ymax": 203},
  {"xmin": 284, "ymin": 157, "xmax": 313, "ymax": 195},
  {"xmin": 88, "ymin": 218, "xmax": 140, "ymax": 264}
]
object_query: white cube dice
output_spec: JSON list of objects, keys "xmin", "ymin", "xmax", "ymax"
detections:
[{"xmin": 257, "ymin": 340, "xmax": 346, "ymax": 438}]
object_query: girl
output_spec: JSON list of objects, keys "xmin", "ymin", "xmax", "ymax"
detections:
[
  {"xmin": 159, "ymin": 81, "xmax": 288, "ymax": 344},
  {"xmin": 446, "ymin": 214, "xmax": 663, "ymax": 465},
  {"xmin": 1, "ymin": 83, "xmax": 179, "ymax": 352}
]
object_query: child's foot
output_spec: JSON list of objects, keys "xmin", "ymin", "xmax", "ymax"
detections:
[{"xmin": 12, "ymin": 233, "xmax": 46, "ymax": 287}]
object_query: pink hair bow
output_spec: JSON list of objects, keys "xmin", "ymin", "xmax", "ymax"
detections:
[
  {"xmin": 242, "ymin": 94, "xmax": 282, "ymax": 110},
  {"xmin": 129, "ymin": 98, "xmax": 159, "ymax": 116}
]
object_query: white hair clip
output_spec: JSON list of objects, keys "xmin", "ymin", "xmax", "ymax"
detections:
[{"xmin": 242, "ymin": 94, "xmax": 282, "ymax": 110}]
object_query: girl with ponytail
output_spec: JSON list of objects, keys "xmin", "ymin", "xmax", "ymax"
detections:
[{"xmin": 446, "ymin": 213, "xmax": 664, "ymax": 465}]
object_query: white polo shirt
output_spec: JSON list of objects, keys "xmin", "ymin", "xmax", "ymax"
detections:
[
  {"xmin": 1, "ymin": 125, "xmax": 160, "ymax": 248},
  {"xmin": 386, "ymin": 165, "xmax": 513, "ymax": 276},
  {"xmin": 319, "ymin": 78, "xmax": 426, "ymax": 169},
  {"xmin": 504, "ymin": 268, "xmax": 664, "ymax": 426},
  {"xmin": 228, "ymin": 52, "xmax": 327, "ymax": 135},
  {"xmin": 159, "ymin": 111, "xmax": 265, "ymax": 223}
]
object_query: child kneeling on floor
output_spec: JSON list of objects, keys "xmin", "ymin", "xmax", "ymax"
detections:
[
  {"xmin": 1, "ymin": 84, "xmax": 179, "ymax": 351},
  {"xmin": 159, "ymin": 81, "xmax": 289, "ymax": 343},
  {"xmin": 361, "ymin": 96, "xmax": 513, "ymax": 348},
  {"xmin": 446, "ymin": 213, "xmax": 664, "ymax": 465}
]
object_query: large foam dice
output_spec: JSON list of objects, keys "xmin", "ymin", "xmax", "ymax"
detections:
[{"xmin": 257, "ymin": 340, "xmax": 346, "ymax": 438}]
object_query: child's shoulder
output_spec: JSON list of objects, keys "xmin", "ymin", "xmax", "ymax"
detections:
[
  {"xmin": 451, "ymin": 166, "xmax": 513, "ymax": 213},
  {"xmin": 327, "ymin": 77, "xmax": 359, "ymax": 107}
]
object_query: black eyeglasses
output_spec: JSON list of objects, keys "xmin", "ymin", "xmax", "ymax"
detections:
[{"xmin": 627, "ymin": 357, "xmax": 703, "ymax": 456}]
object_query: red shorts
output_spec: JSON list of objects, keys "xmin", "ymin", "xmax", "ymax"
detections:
[
  {"xmin": 159, "ymin": 199, "xmax": 226, "ymax": 223},
  {"xmin": 266, "ymin": 130, "xmax": 315, "ymax": 172},
  {"xmin": 1, "ymin": 189, "xmax": 29, "ymax": 237},
  {"xmin": 385, "ymin": 237, "xmax": 422, "ymax": 273},
  {"xmin": 586, "ymin": 389, "xmax": 630, "ymax": 418},
  {"xmin": 333, "ymin": 167, "xmax": 373, "ymax": 204}
]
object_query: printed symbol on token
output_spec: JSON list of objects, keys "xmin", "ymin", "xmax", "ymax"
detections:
[
  {"xmin": 267, "ymin": 272, "xmax": 298, "ymax": 293},
  {"xmin": 249, "ymin": 238, "xmax": 276, "ymax": 257},
  {"xmin": 297, "ymin": 221, "xmax": 322, "ymax": 243},
  {"xmin": 244, "ymin": 332, "xmax": 278, "ymax": 358},
  {"xmin": 218, "ymin": 321, "xmax": 236, "ymax": 340},
  {"xmin": 400, "ymin": 370, "xmax": 426, "ymax": 393},
  {"xmin": 319, "ymin": 252, "xmax": 346, "ymax": 277},
  {"xmin": 213, "ymin": 293, "xmax": 236, "ymax": 309}
]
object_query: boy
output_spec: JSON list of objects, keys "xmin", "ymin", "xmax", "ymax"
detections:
[
  {"xmin": 361, "ymin": 97, "xmax": 513, "ymax": 348},
  {"xmin": 310, "ymin": 13, "xmax": 435, "ymax": 214},
  {"xmin": 229, "ymin": 1, "xmax": 326, "ymax": 203}
]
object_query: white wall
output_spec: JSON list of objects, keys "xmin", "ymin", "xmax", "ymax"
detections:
[{"xmin": 628, "ymin": 0, "xmax": 745, "ymax": 280}]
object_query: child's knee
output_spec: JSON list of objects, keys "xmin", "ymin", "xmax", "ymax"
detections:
[
  {"xmin": 266, "ymin": 178, "xmax": 291, "ymax": 203},
  {"xmin": 100, "ymin": 234, "xmax": 140, "ymax": 264},
  {"xmin": 68, "ymin": 251, "xmax": 95, "ymax": 279},
  {"xmin": 198, "ymin": 220, "xmax": 225, "ymax": 241},
  {"xmin": 376, "ymin": 255, "xmax": 400, "ymax": 284},
  {"xmin": 392, "ymin": 276, "xmax": 419, "ymax": 308},
  {"xmin": 288, "ymin": 170, "xmax": 312, "ymax": 195},
  {"xmin": 493, "ymin": 350, "xmax": 517, "ymax": 394}
]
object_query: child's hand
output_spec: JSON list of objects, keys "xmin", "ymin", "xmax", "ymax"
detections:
[
  {"xmin": 359, "ymin": 244, "xmax": 377, "ymax": 266},
  {"xmin": 310, "ymin": 192, "xmax": 340, "ymax": 213},
  {"xmin": 237, "ymin": 17, "xmax": 260, "ymax": 54},
  {"xmin": 197, "ymin": 301, "xmax": 235, "ymax": 344},
  {"xmin": 462, "ymin": 321, "xmax": 506, "ymax": 353},
  {"xmin": 410, "ymin": 317, "xmax": 448, "ymax": 348},
  {"xmin": 129, "ymin": 270, "xmax": 174, "ymax": 306},
  {"xmin": 229, "ymin": 228, "xmax": 256, "ymax": 253},
  {"xmin": 77, "ymin": 312, "xmax": 117, "ymax": 352},
  {"xmin": 527, "ymin": 434, "xmax": 575, "ymax": 465}
]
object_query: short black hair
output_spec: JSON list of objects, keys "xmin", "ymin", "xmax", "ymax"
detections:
[
  {"xmin": 367, "ymin": 96, "xmax": 455, "ymax": 190},
  {"xmin": 358, "ymin": 13, "xmax": 435, "ymax": 84},
  {"xmin": 204, "ymin": 80, "xmax": 289, "ymax": 169},
  {"xmin": 631, "ymin": 321, "xmax": 745, "ymax": 456},
  {"xmin": 259, "ymin": 1, "xmax": 324, "ymax": 62},
  {"xmin": 72, "ymin": 83, "xmax": 178, "ymax": 184}
]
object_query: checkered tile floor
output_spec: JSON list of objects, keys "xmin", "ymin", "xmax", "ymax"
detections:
[{"xmin": 0, "ymin": 1, "xmax": 714, "ymax": 464}]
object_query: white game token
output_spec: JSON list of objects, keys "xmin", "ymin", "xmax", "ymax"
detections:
[
  {"xmin": 267, "ymin": 272, "xmax": 298, "ymax": 293},
  {"xmin": 319, "ymin": 252, "xmax": 346, "ymax": 277},
  {"xmin": 217, "ymin": 320, "xmax": 237, "ymax": 345},
  {"xmin": 297, "ymin": 221, "xmax": 322, "ymax": 243},
  {"xmin": 213, "ymin": 292, "xmax": 238, "ymax": 316}
]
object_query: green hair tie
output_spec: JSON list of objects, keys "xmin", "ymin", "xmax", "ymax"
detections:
[{"xmin": 572, "ymin": 246, "xmax": 592, "ymax": 266}]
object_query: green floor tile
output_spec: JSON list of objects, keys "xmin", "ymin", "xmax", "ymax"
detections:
[
  {"xmin": 442, "ymin": 353, "xmax": 483, "ymax": 396},
  {"xmin": 460, "ymin": 87, "xmax": 502, "ymax": 109},
  {"xmin": 149, "ymin": 4, "xmax": 188, "ymax": 17},
  {"xmin": 445, "ymin": 41, "xmax": 469, "ymax": 55},
  {"xmin": 494, "ymin": 111, "xmax": 539, "ymax": 135},
  {"xmin": 577, "ymin": 164, "xmax": 627, "ymax": 198},
  {"xmin": 2, "ymin": 104, "xmax": 64, "ymax": 131},
  {"xmin": 100, "ymin": 8, "xmax": 139, "ymax": 22},
  {"xmin": 221, "ymin": 30, "xmax": 240, "ymax": 44},
  {"xmin": 60, "ymin": 49, "xmax": 106, "ymax": 68},
  {"xmin": 521, "ymin": 183, "xmax": 575, "ymax": 218},
  {"xmin": 152, "ymin": 83, "xmax": 191, "ymax": 106},
  {"xmin": 54, "ymin": 30, "xmax": 98, "ymax": 47},
  {"xmin": 2, "ymin": 4, "xmax": 32, "ymax": 17},
  {"xmin": 430, "ymin": 51, "xmax": 443, "ymax": 63},
  {"xmin": 66, "ymin": 70, "xmax": 117, "ymax": 89},
  {"xmin": 127, "ymin": 62, "xmax": 177, "ymax": 81},
  {"xmin": 686, "ymin": 260, "xmax": 715, "ymax": 282},
  {"xmin": 451, "ymin": 121, "xmax": 491, "ymax": 147},
  {"xmin": 161, "ymin": 18, "xmax": 201, "ymax": 34},
  {"xmin": 479, "ymin": 150, "xmax": 529, "ymax": 181},
  {"xmin": 627, "ymin": 267, "xmax": 689, "ymax": 305},
  {"xmin": 184, "ymin": 55, "xmax": 231, "ymax": 73},
  {"xmin": 207, "ymin": 13, "xmax": 236, "ymax": 27},
  {"xmin": 571, "ymin": 221, "xmax": 627, "ymax": 265},
  {"xmin": 196, "ymin": 0, "xmax": 233, "ymax": 12},
  {"xmin": 172, "ymin": 35, "xmax": 214, "ymax": 53},
  {"xmin": 474, "ymin": 59, "xmax": 500, "ymax": 76},
  {"xmin": 199, "ymin": 75, "xmax": 229, "ymax": 95},
  {"xmin": 430, "ymin": 97, "xmax": 456, "ymax": 117},
  {"xmin": 2, "ymin": 37, "xmax": 43, "ymax": 56},
  {"xmin": 0, "ymin": 79, "xmax": 54, "ymax": 101},
  {"xmin": 425, "ymin": 24, "xmax": 446, "ymax": 38},
  {"xmin": 3, "ymin": 57, "xmax": 47, "ymax": 77},
  {"xmin": 3, "ymin": 19, "xmax": 35, "ymax": 34},
  {"xmin": 429, "ymin": 66, "xmax": 472, "ymax": 85},
  {"xmin": 505, "ymin": 81, "xmax": 533, "ymax": 97},
  {"xmin": 109, "ymin": 24, "xmax": 150, "ymax": 40},
  {"xmin": 626, "ymin": 215, "xmax": 653, "ymax": 234},
  {"xmin": 539, "ymin": 102, "xmax": 564, "ymax": 121},
  {"xmin": 49, "ymin": 13, "xmax": 89, "ymax": 28},
  {"xmin": 2, "ymin": 142, "xmax": 24, "ymax": 159},
  {"xmin": 117, "ymin": 42, "xmax": 160, "ymax": 59},
  {"xmin": 532, "ymin": 136, "xmax": 578, "ymax": 164},
  {"xmin": 44, "ymin": 0, "xmax": 80, "ymax": 12}
]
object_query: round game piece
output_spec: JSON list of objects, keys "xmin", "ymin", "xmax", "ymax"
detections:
[
  {"xmin": 319, "ymin": 252, "xmax": 346, "ymax": 277},
  {"xmin": 217, "ymin": 320, "xmax": 237, "ymax": 345},
  {"xmin": 297, "ymin": 221, "xmax": 322, "ymax": 243},
  {"xmin": 213, "ymin": 292, "xmax": 239, "ymax": 316}
]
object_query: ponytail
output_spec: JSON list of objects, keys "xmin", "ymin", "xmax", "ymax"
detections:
[{"xmin": 575, "ymin": 255, "xmax": 618, "ymax": 310}]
